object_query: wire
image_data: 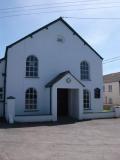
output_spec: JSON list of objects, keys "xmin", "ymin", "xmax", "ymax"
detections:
[
  {"xmin": 64, "ymin": 17, "xmax": 120, "ymax": 20},
  {"xmin": 0, "ymin": 5, "xmax": 120, "ymax": 19},
  {"xmin": 0, "ymin": 0, "xmax": 114, "ymax": 11},
  {"xmin": 103, "ymin": 59, "xmax": 120, "ymax": 64},
  {"xmin": 1, "ymin": 1, "xmax": 120, "ymax": 14},
  {"xmin": 100, "ymin": 56, "xmax": 120, "ymax": 64},
  {"xmin": 104, "ymin": 56, "xmax": 120, "ymax": 62}
]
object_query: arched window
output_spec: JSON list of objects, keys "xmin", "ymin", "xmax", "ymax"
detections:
[
  {"xmin": 80, "ymin": 61, "xmax": 89, "ymax": 80},
  {"xmin": 83, "ymin": 89, "xmax": 90, "ymax": 110},
  {"xmin": 26, "ymin": 56, "xmax": 38, "ymax": 77},
  {"xmin": 94, "ymin": 88, "xmax": 101, "ymax": 98},
  {"xmin": 25, "ymin": 88, "xmax": 37, "ymax": 110}
]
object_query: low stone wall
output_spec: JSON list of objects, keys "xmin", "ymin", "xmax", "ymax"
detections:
[
  {"xmin": 9, "ymin": 107, "xmax": 120, "ymax": 123},
  {"xmin": 103, "ymin": 105, "xmax": 113, "ymax": 111},
  {"xmin": 82, "ymin": 111, "xmax": 115, "ymax": 120},
  {"xmin": 15, "ymin": 115, "xmax": 53, "ymax": 123},
  {"xmin": 0, "ymin": 102, "xmax": 3, "ymax": 117},
  {"xmin": 15, "ymin": 111, "xmax": 118, "ymax": 122}
]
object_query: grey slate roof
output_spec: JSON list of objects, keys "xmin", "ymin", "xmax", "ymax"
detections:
[
  {"xmin": 103, "ymin": 72, "xmax": 120, "ymax": 83},
  {"xmin": 45, "ymin": 71, "xmax": 85, "ymax": 88}
]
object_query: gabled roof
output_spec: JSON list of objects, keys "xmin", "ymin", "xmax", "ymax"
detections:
[
  {"xmin": 4, "ymin": 17, "xmax": 103, "ymax": 60},
  {"xmin": 45, "ymin": 71, "xmax": 85, "ymax": 88},
  {"xmin": 0, "ymin": 58, "xmax": 5, "ymax": 62},
  {"xmin": 104, "ymin": 72, "xmax": 120, "ymax": 83}
]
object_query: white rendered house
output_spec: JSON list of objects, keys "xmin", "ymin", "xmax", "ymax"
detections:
[
  {"xmin": 0, "ymin": 17, "xmax": 111, "ymax": 123},
  {"xmin": 103, "ymin": 72, "xmax": 120, "ymax": 106}
]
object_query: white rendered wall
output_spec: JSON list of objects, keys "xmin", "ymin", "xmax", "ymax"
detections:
[
  {"xmin": 69, "ymin": 89, "xmax": 79, "ymax": 119},
  {"xmin": 6, "ymin": 20, "xmax": 103, "ymax": 116},
  {"xmin": 82, "ymin": 111, "xmax": 115, "ymax": 120},
  {"xmin": 104, "ymin": 82, "xmax": 120, "ymax": 105},
  {"xmin": 0, "ymin": 60, "xmax": 5, "ymax": 117},
  {"xmin": 0, "ymin": 60, "xmax": 5, "ymax": 87}
]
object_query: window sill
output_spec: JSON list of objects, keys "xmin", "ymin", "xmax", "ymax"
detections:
[
  {"xmin": 25, "ymin": 76, "xmax": 39, "ymax": 79},
  {"xmin": 84, "ymin": 109, "xmax": 92, "ymax": 113},
  {"xmin": 81, "ymin": 79, "xmax": 91, "ymax": 81},
  {"xmin": 24, "ymin": 109, "xmax": 39, "ymax": 112}
]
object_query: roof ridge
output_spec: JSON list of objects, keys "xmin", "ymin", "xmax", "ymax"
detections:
[
  {"xmin": 104, "ymin": 72, "xmax": 120, "ymax": 76},
  {"xmin": 4, "ymin": 16, "xmax": 103, "ymax": 60},
  {"xmin": 104, "ymin": 72, "xmax": 120, "ymax": 83}
]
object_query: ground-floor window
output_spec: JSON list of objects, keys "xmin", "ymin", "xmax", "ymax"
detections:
[
  {"xmin": 0, "ymin": 88, "xmax": 3, "ymax": 100},
  {"xmin": 83, "ymin": 89, "xmax": 90, "ymax": 110},
  {"xmin": 109, "ymin": 98, "xmax": 112, "ymax": 104},
  {"xmin": 25, "ymin": 88, "xmax": 37, "ymax": 110}
]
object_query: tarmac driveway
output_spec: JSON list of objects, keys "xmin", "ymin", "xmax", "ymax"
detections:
[{"xmin": 0, "ymin": 118, "xmax": 120, "ymax": 160}]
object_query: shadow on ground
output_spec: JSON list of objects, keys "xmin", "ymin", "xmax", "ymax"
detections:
[{"xmin": 0, "ymin": 117, "xmax": 91, "ymax": 129}]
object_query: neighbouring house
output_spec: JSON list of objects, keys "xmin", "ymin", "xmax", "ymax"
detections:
[
  {"xmin": 0, "ymin": 17, "xmax": 112, "ymax": 123},
  {"xmin": 103, "ymin": 72, "xmax": 120, "ymax": 109}
]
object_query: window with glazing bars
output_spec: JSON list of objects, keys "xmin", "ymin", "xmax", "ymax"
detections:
[
  {"xmin": 25, "ymin": 88, "xmax": 37, "ymax": 110},
  {"xmin": 83, "ymin": 89, "xmax": 90, "ymax": 110},
  {"xmin": 0, "ymin": 88, "xmax": 3, "ymax": 100},
  {"xmin": 26, "ymin": 56, "xmax": 38, "ymax": 77},
  {"xmin": 81, "ymin": 61, "xmax": 89, "ymax": 80}
]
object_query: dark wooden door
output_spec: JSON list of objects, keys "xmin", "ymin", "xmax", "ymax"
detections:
[{"xmin": 57, "ymin": 89, "xmax": 68, "ymax": 117}]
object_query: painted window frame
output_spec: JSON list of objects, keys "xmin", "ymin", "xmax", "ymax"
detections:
[
  {"xmin": 26, "ymin": 55, "xmax": 38, "ymax": 78},
  {"xmin": 108, "ymin": 85, "xmax": 112, "ymax": 92},
  {"xmin": 25, "ymin": 88, "xmax": 37, "ymax": 111},
  {"xmin": 0, "ymin": 88, "xmax": 3, "ymax": 101},
  {"xmin": 80, "ymin": 61, "xmax": 90, "ymax": 81},
  {"xmin": 83, "ymin": 89, "xmax": 91, "ymax": 110}
]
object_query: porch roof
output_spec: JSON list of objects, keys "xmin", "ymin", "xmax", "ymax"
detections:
[{"xmin": 45, "ymin": 71, "xmax": 85, "ymax": 88}]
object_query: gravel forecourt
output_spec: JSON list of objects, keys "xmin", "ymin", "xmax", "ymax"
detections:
[{"xmin": 0, "ymin": 118, "xmax": 120, "ymax": 160}]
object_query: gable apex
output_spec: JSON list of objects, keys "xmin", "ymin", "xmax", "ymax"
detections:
[
  {"xmin": 5, "ymin": 17, "xmax": 103, "ymax": 60},
  {"xmin": 45, "ymin": 71, "xmax": 85, "ymax": 88},
  {"xmin": 60, "ymin": 18, "xmax": 103, "ymax": 60}
]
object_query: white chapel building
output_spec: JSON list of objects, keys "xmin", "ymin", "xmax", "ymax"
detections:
[{"xmin": 0, "ymin": 17, "xmax": 110, "ymax": 123}]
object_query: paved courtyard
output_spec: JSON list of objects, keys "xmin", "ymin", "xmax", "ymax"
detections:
[{"xmin": 0, "ymin": 118, "xmax": 120, "ymax": 160}]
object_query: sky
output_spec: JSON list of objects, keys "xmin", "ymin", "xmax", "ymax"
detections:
[{"xmin": 0, "ymin": 0, "xmax": 120, "ymax": 75}]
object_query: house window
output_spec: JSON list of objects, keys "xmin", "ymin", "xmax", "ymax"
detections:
[
  {"xmin": 108, "ymin": 85, "xmax": 112, "ymax": 92},
  {"xmin": 105, "ymin": 96, "xmax": 107, "ymax": 104},
  {"xmin": 80, "ymin": 61, "xmax": 90, "ymax": 80},
  {"xmin": 26, "ymin": 55, "xmax": 38, "ymax": 77},
  {"xmin": 103, "ymin": 85, "xmax": 105, "ymax": 92},
  {"xmin": 109, "ymin": 98, "xmax": 112, "ymax": 104},
  {"xmin": 0, "ymin": 88, "xmax": 3, "ymax": 100},
  {"xmin": 25, "ymin": 88, "xmax": 37, "ymax": 110},
  {"xmin": 94, "ymin": 88, "xmax": 101, "ymax": 98},
  {"xmin": 83, "ymin": 89, "xmax": 90, "ymax": 110}
]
